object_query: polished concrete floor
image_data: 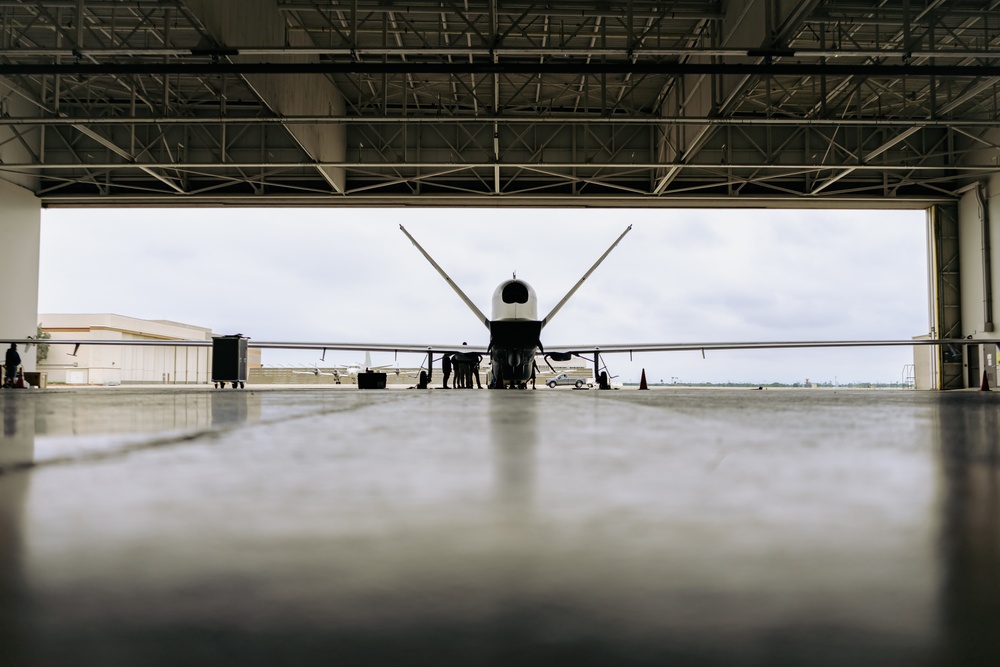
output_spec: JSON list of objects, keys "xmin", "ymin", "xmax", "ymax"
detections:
[{"xmin": 1, "ymin": 386, "xmax": 998, "ymax": 666}]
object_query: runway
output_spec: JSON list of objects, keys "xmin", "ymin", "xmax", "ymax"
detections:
[{"xmin": 1, "ymin": 386, "xmax": 998, "ymax": 665}]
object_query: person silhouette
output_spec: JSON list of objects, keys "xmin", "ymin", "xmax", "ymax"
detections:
[
  {"xmin": 4, "ymin": 343, "xmax": 20, "ymax": 388},
  {"xmin": 442, "ymin": 353, "xmax": 452, "ymax": 389},
  {"xmin": 472, "ymin": 352, "xmax": 483, "ymax": 389}
]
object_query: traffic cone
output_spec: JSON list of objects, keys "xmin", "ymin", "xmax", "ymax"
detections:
[
  {"xmin": 639, "ymin": 368, "xmax": 649, "ymax": 390},
  {"xmin": 982, "ymin": 370, "xmax": 990, "ymax": 391}
]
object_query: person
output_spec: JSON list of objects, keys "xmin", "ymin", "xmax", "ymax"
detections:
[
  {"xmin": 464, "ymin": 359, "xmax": 474, "ymax": 389},
  {"xmin": 454, "ymin": 343, "xmax": 471, "ymax": 389},
  {"xmin": 441, "ymin": 353, "xmax": 452, "ymax": 389},
  {"xmin": 4, "ymin": 343, "xmax": 20, "ymax": 388},
  {"xmin": 453, "ymin": 355, "xmax": 467, "ymax": 388},
  {"xmin": 530, "ymin": 360, "xmax": 539, "ymax": 390},
  {"xmin": 472, "ymin": 353, "xmax": 483, "ymax": 389}
]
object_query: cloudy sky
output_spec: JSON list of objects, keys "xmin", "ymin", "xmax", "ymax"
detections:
[{"xmin": 38, "ymin": 207, "xmax": 928, "ymax": 384}]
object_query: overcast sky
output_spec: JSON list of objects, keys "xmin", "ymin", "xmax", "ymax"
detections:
[{"xmin": 38, "ymin": 207, "xmax": 928, "ymax": 384}]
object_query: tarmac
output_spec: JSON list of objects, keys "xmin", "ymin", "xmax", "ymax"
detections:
[{"xmin": 1, "ymin": 385, "xmax": 998, "ymax": 666}]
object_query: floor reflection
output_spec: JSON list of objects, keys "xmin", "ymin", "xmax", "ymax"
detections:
[
  {"xmin": 0, "ymin": 395, "xmax": 33, "ymax": 663},
  {"xmin": 934, "ymin": 394, "xmax": 1000, "ymax": 664},
  {"xmin": 0, "ymin": 394, "xmax": 35, "ymax": 470},
  {"xmin": 0, "ymin": 391, "xmax": 261, "ymax": 471},
  {"xmin": 211, "ymin": 390, "xmax": 261, "ymax": 427},
  {"xmin": 489, "ymin": 392, "xmax": 538, "ymax": 516},
  {"xmin": 30, "ymin": 392, "xmax": 252, "ymax": 437}
]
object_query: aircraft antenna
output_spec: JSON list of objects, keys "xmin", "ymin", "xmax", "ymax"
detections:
[
  {"xmin": 541, "ymin": 225, "xmax": 632, "ymax": 329},
  {"xmin": 400, "ymin": 225, "xmax": 490, "ymax": 329}
]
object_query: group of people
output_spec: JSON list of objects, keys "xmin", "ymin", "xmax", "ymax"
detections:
[
  {"xmin": 3, "ymin": 342, "xmax": 26, "ymax": 389},
  {"xmin": 441, "ymin": 347, "xmax": 483, "ymax": 389}
]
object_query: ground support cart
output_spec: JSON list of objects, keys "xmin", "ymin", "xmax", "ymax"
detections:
[{"xmin": 212, "ymin": 335, "xmax": 248, "ymax": 389}]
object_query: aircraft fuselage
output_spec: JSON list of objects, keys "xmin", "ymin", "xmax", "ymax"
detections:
[{"xmin": 489, "ymin": 279, "xmax": 543, "ymax": 388}]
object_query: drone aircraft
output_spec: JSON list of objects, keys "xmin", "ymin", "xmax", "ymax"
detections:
[
  {"xmin": 396, "ymin": 224, "xmax": 631, "ymax": 388},
  {"xmin": 293, "ymin": 351, "xmax": 401, "ymax": 383}
]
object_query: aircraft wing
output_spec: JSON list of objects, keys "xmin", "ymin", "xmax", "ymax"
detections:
[
  {"xmin": 248, "ymin": 341, "xmax": 489, "ymax": 355},
  {"xmin": 9, "ymin": 337, "xmax": 995, "ymax": 355},
  {"xmin": 292, "ymin": 368, "xmax": 339, "ymax": 377},
  {"xmin": 11, "ymin": 337, "xmax": 989, "ymax": 366},
  {"xmin": 542, "ymin": 338, "xmax": 992, "ymax": 356}
]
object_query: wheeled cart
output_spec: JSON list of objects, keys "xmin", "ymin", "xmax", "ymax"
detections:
[
  {"xmin": 212, "ymin": 335, "xmax": 248, "ymax": 389},
  {"xmin": 357, "ymin": 371, "xmax": 387, "ymax": 389}
]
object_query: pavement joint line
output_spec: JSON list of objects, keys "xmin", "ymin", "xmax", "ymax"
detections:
[{"xmin": 0, "ymin": 429, "xmax": 217, "ymax": 476}]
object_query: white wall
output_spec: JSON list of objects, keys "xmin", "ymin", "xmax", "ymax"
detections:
[
  {"xmin": 39, "ymin": 314, "xmax": 213, "ymax": 384},
  {"xmin": 958, "ymin": 175, "xmax": 1000, "ymax": 339},
  {"xmin": 952, "ymin": 175, "xmax": 1000, "ymax": 388},
  {"xmin": 0, "ymin": 180, "xmax": 40, "ymax": 373}
]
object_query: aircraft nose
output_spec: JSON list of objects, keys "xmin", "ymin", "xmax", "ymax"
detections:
[
  {"xmin": 507, "ymin": 351, "xmax": 522, "ymax": 367},
  {"xmin": 501, "ymin": 281, "xmax": 530, "ymax": 304}
]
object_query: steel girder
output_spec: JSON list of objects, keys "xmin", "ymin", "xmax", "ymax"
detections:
[
  {"xmin": 931, "ymin": 202, "xmax": 964, "ymax": 389},
  {"xmin": 0, "ymin": 1, "xmax": 998, "ymax": 207}
]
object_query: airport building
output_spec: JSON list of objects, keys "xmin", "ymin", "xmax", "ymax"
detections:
[{"xmin": 38, "ymin": 314, "xmax": 220, "ymax": 385}]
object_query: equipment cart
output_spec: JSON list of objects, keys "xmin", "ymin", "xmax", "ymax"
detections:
[{"xmin": 212, "ymin": 334, "xmax": 248, "ymax": 389}]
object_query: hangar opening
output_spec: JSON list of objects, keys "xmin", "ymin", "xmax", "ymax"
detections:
[
  {"xmin": 36, "ymin": 206, "xmax": 931, "ymax": 388},
  {"xmin": 2, "ymin": 1, "xmax": 998, "ymax": 389}
]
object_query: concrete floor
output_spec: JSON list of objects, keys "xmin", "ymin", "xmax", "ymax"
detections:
[{"xmin": 1, "ymin": 386, "xmax": 998, "ymax": 666}]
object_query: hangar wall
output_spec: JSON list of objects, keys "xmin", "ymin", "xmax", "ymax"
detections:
[
  {"xmin": 0, "ymin": 180, "xmax": 40, "ymax": 374},
  {"xmin": 940, "ymin": 173, "xmax": 1000, "ymax": 389}
]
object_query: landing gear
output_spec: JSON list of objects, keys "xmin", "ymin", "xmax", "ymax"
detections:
[
  {"xmin": 487, "ymin": 362, "xmax": 532, "ymax": 389},
  {"xmin": 213, "ymin": 381, "xmax": 244, "ymax": 389}
]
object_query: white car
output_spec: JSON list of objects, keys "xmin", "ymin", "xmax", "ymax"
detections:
[{"xmin": 546, "ymin": 373, "xmax": 594, "ymax": 389}]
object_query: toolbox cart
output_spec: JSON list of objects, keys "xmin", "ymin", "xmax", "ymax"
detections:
[{"xmin": 212, "ymin": 334, "xmax": 248, "ymax": 389}]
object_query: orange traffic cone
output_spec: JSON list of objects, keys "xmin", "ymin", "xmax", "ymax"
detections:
[
  {"xmin": 982, "ymin": 371, "xmax": 990, "ymax": 391},
  {"xmin": 639, "ymin": 368, "xmax": 649, "ymax": 390}
]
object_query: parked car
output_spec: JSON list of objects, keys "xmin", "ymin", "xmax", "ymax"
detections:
[{"xmin": 546, "ymin": 373, "xmax": 594, "ymax": 389}]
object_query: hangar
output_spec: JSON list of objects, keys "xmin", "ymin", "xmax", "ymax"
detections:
[
  {"xmin": 1, "ymin": 1, "xmax": 999, "ymax": 388},
  {"xmin": 4, "ymin": 5, "xmax": 1000, "ymax": 666},
  {"xmin": 38, "ymin": 313, "xmax": 216, "ymax": 385}
]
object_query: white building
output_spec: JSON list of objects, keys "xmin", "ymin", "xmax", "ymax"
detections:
[{"xmin": 39, "ymin": 314, "xmax": 215, "ymax": 385}]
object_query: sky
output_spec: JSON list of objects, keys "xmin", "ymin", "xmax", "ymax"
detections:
[{"xmin": 38, "ymin": 207, "xmax": 929, "ymax": 385}]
